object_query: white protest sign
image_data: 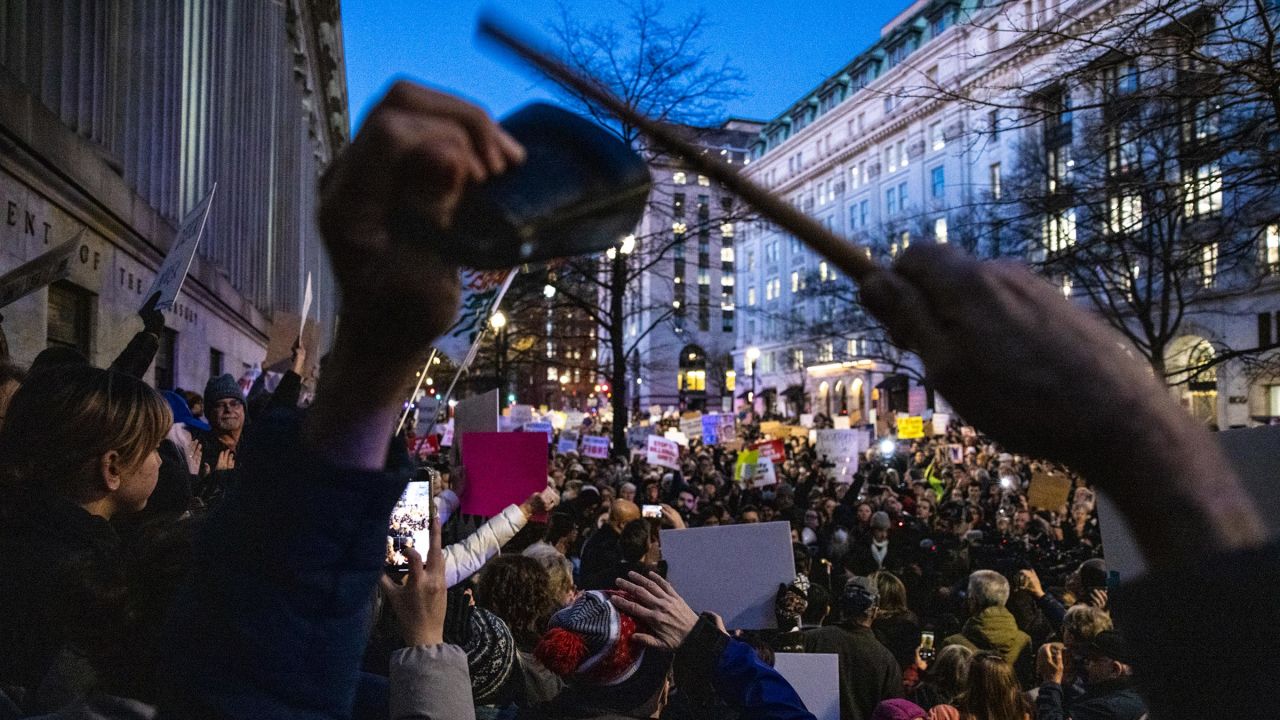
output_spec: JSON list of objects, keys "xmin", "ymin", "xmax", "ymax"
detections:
[
  {"xmin": 581, "ymin": 435, "xmax": 610, "ymax": 459},
  {"xmin": 932, "ymin": 412, "xmax": 951, "ymax": 436},
  {"xmin": 144, "ymin": 184, "xmax": 216, "ymax": 312},
  {"xmin": 753, "ymin": 456, "xmax": 777, "ymax": 487},
  {"xmin": 627, "ymin": 424, "xmax": 654, "ymax": 450},
  {"xmin": 299, "ymin": 271, "xmax": 313, "ymax": 339},
  {"xmin": 524, "ymin": 421, "xmax": 554, "ymax": 443},
  {"xmin": 557, "ymin": 429, "xmax": 580, "ymax": 455},
  {"xmin": 509, "ymin": 404, "xmax": 535, "ymax": 426},
  {"xmin": 565, "ymin": 410, "xmax": 586, "ymax": 428},
  {"xmin": 438, "ymin": 421, "xmax": 455, "ymax": 447},
  {"xmin": 453, "ymin": 389, "xmax": 498, "ymax": 457},
  {"xmin": 774, "ymin": 654, "xmax": 840, "ymax": 720},
  {"xmin": 661, "ymin": 522, "xmax": 795, "ymax": 629},
  {"xmin": 815, "ymin": 429, "xmax": 859, "ymax": 483},
  {"xmin": 0, "ymin": 230, "xmax": 83, "ymax": 310},
  {"xmin": 717, "ymin": 414, "xmax": 737, "ymax": 443},
  {"xmin": 679, "ymin": 413, "xmax": 704, "ymax": 439},
  {"xmin": 832, "ymin": 415, "xmax": 851, "ymax": 430},
  {"xmin": 646, "ymin": 435, "xmax": 681, "ymax": 469},
  {"xmin": 664, "ymin": 429, "xmax": 689, "ymax": 447}
]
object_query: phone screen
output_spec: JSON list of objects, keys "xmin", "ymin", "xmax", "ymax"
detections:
[
  {"xmin": 642, "ymin": 504, "xmax": 663, "ymax": 519},
  {"xmin": 386, "ymin": 481, "xmax": 433, "ymax": 572},
  {"xmin": 920, "ymin": 631, "xmax": 936, "ymax": 661}
]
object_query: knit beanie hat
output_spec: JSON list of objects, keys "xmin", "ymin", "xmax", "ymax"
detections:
[
  {"xmin": 871, "ymin": 698, "xmax": 928, "ymax": 720},
  {"xmin": 463, "ymin": 607, "xmax": 517, "ymax": 703},
  {"xmin": 204, "ymin": 373, "xmax": 243, "ymax": 408},
  {"xmin": 534, "ymin": 590, "xmax": 646, "ymax": 686},
  {"xmin": 871, "ymin": 511, "xmax": 892, "ymax": 530}
]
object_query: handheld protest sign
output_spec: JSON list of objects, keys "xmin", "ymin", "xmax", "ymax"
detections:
[
  {"xmin": 660, "ymin": 521, "xmax": 795, "ymax": 629},
  {"xmin": 453, "ymin": 389, "xmax": 499, "ymax": 459},
  {"xmin": 581, "ymin": 435, "xmax": 610, "ymax": 458},
  {"xmin": 774, "ymin": 654, "xmax": 840, "ymax": 720},
  {"xmin": 0, "ymin": 229, "xmax": 82, "ymax": 310},
  {"xmin": 896, "ymin": 416, "xmax": 925, "ymax": 439},
  {"xmin": 144, "ymin": 184, "xmax": 216, "ymax": 312},
  {"xmin": 1027, "ymin": 471, "xmax": 1072, "ymax": 511},
  {"xmin": 460, "ymin": 432, "xmax": 548, "ymax": 516},
  {"xmin": 646, "ymin": 435, "xmax": 680, "ymax": 469}
]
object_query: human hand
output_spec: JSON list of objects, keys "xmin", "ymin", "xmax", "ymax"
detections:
[
  {"xmin": 379, "ymin": 518, "xmax": 447, "ymax": 646},
  {"xmin": 317, "ymin": 81, "xmax": 524, "ymax": 354},
  {"xmin": 659, "ymin": 503, "xmax": 685, "ymax": 529},
  {"xmin": 290, "ymin": 336, "xmax": 307, "ymax": 375},
  {"xmin": 1037, "ymin": 642, "xmax": 1065, "ymax": 685},
  {"xmin": 520, "ymin": 487, "xmax": 559, "ymax": 518},
  {"xmin": 139, "ymin": 292, "xmax": 165, "ymax": 335},
  {"xmin": 610, "ymin": 571, "xmax": 701, "ymax": 650},
  {"xmin": 215, "ymin": 448, "xmax": 235, "ymax": 472},
  {"xmin": 1019, "ymin": 568, "xmax": 1045, "ymax": 598},
  {"xmin": 1088, "ymin": 588, "xmax": 1109, "ymax": 610}
]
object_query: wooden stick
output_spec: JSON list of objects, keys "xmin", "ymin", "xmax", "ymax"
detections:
[{"xmin": 477, "ymin": 15, "xmax": 880, "ymax": 285}]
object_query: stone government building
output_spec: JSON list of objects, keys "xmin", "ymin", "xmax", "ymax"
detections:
[{"xmin": 0, "ymin": 0, "xmax": 347, "ymax": 390}]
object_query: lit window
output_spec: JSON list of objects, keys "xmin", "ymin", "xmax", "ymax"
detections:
[
  {"xmin": 725, "ymin": 370, "xmax": 736, "ymax": 392},
  {"xmin": 990, "ymin": 163, "xmax": 1002, "ymax": 200},
  {"xmin": 934, "ymin": 216, "xmax": 948, "ymax": 244},
  {"xmin": 930, "ymin": 122, "xmax": 945, "ymax": 151},
  {"xmin": 673, "ymin": 221, "xmax": 688, "ymax": 234},
  {"xmin": 548, "ymin": 367, "xmax": 559, "ymax": 381},
  {"xmin": 1044, "ymin": 209, "xmax": 1077, "ymax": 251},
  {"xmin": 1062, "ymin": 276, "xmax": 1073, "ymax": 297},
  {"xmin": 850, "ymin": 165, "xmax": 861, "ymax": 188},
  {"xmin": 720, "ymin": 247, "xmax": 735, "ymax": 263},
  {"xmin": 747, "ymin": 287, "xmax": 756, "ymax": 305},
  {"xmin": 720, "ymin": 222, "xmax": 735, "ymax": 237},
  {"xmin": 1183, "ymin": 163, "xmax": 1223, "ymax": 219},
  {"xmin": 899, "ymin": 141, "xmax": 909, "ymax": 168},
  {"xmin": 1265, "ymin": 225, "xmax": 1280, "ymax": 272},
  {"xmin": 819, "ymin": 341, "xmax": 834, "ymax": 363},
  {"xmin": 697, "ymin": 175, "xmax": 711, "ymax": 186},
  {"xmin": 673, "ymin": 171, "xmax": 687, "ymax": 185},
  {"xmin": 1201, "ymin": 242, "xmax": 1218, "ymax": 288},
  {"xmin": 885, "ymin": 146, "xmax": 897, "ymax": 174},
  {"xmin": 819, "ymin": 261, "xmax": 830, "ymax": 282},
  {"xmin": 1108, "ymin": 195, "xmax": 1143, "ymax": 234},
  {"xmin": 791, "ymin": 271, "xmax": 800, "ymax": 293}
]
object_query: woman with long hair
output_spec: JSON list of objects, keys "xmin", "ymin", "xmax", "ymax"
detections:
[{"xmin": 949, "ymin": 652, "xmax": 1032, "ymax": 720}]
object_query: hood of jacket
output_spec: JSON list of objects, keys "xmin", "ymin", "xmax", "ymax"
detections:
[{"xmin": 956, "ymin": 606, "xmax": 1030, "ymax": 658}]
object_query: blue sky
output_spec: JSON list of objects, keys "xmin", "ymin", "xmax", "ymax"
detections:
[{"xmin": 342, "ymin": 1, "xmax": 908, "ymax": 133}]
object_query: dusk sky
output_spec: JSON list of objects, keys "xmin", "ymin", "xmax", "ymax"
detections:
[{"xmin": 342, "ymin": 1, "xmax": 908, "ymax": 133}]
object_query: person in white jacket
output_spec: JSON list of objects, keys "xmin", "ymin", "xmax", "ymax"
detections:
[{"xmin": 434, "ymin": 471, "xmax": 559, "ymax": 588}]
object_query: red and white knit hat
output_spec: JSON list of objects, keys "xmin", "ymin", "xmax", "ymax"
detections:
[{"xmin": 534, "ymin": 590, "xmax": 646, "ymax": 686}]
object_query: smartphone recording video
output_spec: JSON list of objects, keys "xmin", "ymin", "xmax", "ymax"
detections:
[
  {"xmin": 386, "ymin": 480, "xmax": 433, "ymax": 574},
  {"xmin": 642, "ymin": 504, "xmax": 663, "ymax": 519}
]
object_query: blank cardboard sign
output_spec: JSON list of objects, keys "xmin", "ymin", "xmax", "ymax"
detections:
[
  {"xmin": 774, "ymin": 653, "xmax": 839, "ymax": 720},
  {"xmin": 660, "ymin": 521, "xmax": 794, "ymax": 629}
]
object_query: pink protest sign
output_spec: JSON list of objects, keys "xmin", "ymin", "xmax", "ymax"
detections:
[{"xmin": 461, "ymin": 432, "xmax": 548, "ymax": 516}]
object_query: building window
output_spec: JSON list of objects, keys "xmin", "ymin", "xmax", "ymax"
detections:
[
  {"xmin": 818, "ymin": 340, "xmax": 834, "ymax": 363},
  {"xmin": 1183, "ymin": 163, "xmax": 1223, "ymax": 219},
  {"xmin": 46, "ymin": 280, "xmax": 93, "ymax": 358},
  {"xmin": 697, "ymin": 174, "xmax": 711, "ymax": 187},
  {"xmin": 1105, "ymin": 60, "xmax": 1140, "ymax": 98},
  {"xmin": 934, "ymin": 216, "xmax": 948, "ymax": 244},
  {"xmin": 1260, "ymin": 313, "xmax": 1274, "ymax": 347},
  {"xmin": 547, "ymin": 367, "xmax": 559, "ymax": 382},
  {"xmin": 885, "ymin": 146, "xmax": 897, "ymax": 174},
  {"xmin": 1047, "ymin": 145, "xmax": 1073, "ymax": 192},
  {"xmin": 850, "ymin": 164, "xmax": 861, "ymax": 188},
  {"xmin": 990, "ymin": 163, "xmax": 1002, "ymax": 199},
  {"xmin": 209, "ymin": 348, "xmax": 224, "ymax": 378},
  {"xmin": 1044, "ymin": 208, "xmax": 1077, "ymax": 252},
  {"xmin": 898, "ymin": 182, "xmax": 908, "ymax": 211},
  {"xmin": 790, "ymin": 348, "xmax": 805, "ymax": 370},
  {"xmin": 1108, "ymin": 194, "xmax": 1143, "ymax": 234},
  {"xmin": 1264, "ymin": 225, "xmax": 1280, "ymax": 273},
  {"xmin": 859, "ymin": 200, "xmax": 869, "ymax": 228},
  {"xmin": 931, "ymin": 166, "xmax": 945, "ymax": 199},
  {"xmin": 725, "ymin": 370, "xmax": 736, "ymax": 391},
  {"xmin": 673, "ymin": 171, "xmax": 687, "ymax": 185},
  {"xmin": 988, "ymin": 109, "xmax": 1001, "ymax": 140},
  {"xmin": 765, "ymin": 240, "xmax": 779, "ymax": 264},
  {"xmin": 1183, "ymin": 99, "xmax": 1220, "ymax": 144},
  {"xmin": 1061, "ymin": 275, "xmax": 1074, "ymax": 298},
  {"xmin": 1200, "ymin": 242, "xmax": 1218, "ymax": 288},
  {"xmin": 747, "ymin": 286, "xmax": 757, "ymax": 305},
  {"xmin": 155, "ymin": 328, "xmax": 177, "ymax": 391},
  {"xmin": 930, "ymin": 122, "xmax": 945, "ymax": 151}
]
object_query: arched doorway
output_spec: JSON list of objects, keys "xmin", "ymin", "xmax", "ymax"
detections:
[
  {"xmin": 834, "ymin": 380, "xmax": 847, "ymax": 415},
  {"xmin": 818, "ymin": 381, "xmax": 831, "ymax": 417},
  {"xmin": 678, "ymin": 345, "xmax": 707, "ymax": 411},
  {"xmin": 1168, "ymin": 335, "xmax": 1219, "ymax": 427},
  {"xmin": 851, "ymin": 377, "xmax": 865, "ymax": 423}
]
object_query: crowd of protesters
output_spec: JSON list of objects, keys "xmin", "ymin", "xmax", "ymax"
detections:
[{"xmin": 0, "ymin": 80, "xmax": 1275, "ymax": 720}]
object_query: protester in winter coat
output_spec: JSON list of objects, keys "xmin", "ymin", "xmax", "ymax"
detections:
[
  {"xmin": 0, "ymin": 364, "xmax": 173, "ymax": 710},
  {"xmin": 941, "ymin": 571, "xmax": 1033, "ymax": 688},
  {"xmin": 437, "ymin": 481, "xmax": 559, "ymax": 588},
  {"xmin": 803, "ymin": 576, "xmax": 902, "ymax": 720},
  {"xmin": 1034, "ymin": 630, "xmax": 1146, "ymax": 720},
  {"xmin": 578, "ymin": 498, "xmax": 641, "ymax": 580}
]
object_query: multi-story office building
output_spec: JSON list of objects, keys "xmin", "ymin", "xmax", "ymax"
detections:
[
  {"xmin": 0, "ymin": 1, "xmax": 345, "ymax": 390},
  {"xmin": 626, "ymin": 118, "xmax": 763, "ymax": 413},
  {"xmin": 736, "ymin": 0, "xmax": 1280, "ymax": 429}
]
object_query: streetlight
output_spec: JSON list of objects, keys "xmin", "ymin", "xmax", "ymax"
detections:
[
  {"xmin": 745, "ymin": 346, "xmax": 761, "ymax": 414},
  {"xmin": 490, "ymin": 312, "xmax": 509, "ymax": 408}
]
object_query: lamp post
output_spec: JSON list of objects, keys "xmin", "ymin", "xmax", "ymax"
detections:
[
  {"xmin": 490, "ymin": 311, "xmax": 509, "ymax": 409},
  {"xmin": 746, "ymin": 346, "xmax": 760, "ymax": 414}
]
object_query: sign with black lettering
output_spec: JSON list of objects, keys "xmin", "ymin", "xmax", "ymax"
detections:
[
  {"xmin": 0, "ymin": 229, "xmax": 83, "ymax": 310},
  {"xmin": 143, "ymin": 184, "xmax": 216, "ymax": 312}
]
